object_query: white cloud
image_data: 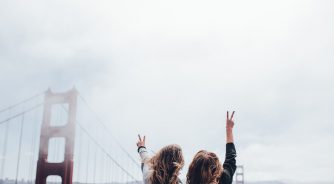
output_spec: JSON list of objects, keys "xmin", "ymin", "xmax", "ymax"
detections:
[{"xmin": 0, "ymin": 0, "xmax": 334, "ymax": 182}]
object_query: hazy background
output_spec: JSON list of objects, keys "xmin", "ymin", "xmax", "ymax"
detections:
[{"xmin": 1, "ymin": 0, "xmax": 334, "ymax": 183}]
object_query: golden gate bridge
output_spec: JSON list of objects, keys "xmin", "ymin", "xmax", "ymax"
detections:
[
  {"xmin": 0, "ymin": 88, "xmax": 244, "ymax": 184},
  {"xmin": 0, "ymin": 88, "xmax": 142, "ymax": 184}
]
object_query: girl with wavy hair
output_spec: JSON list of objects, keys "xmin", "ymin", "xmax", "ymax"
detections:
[
  {"xmin": 136, "ymin": 135, "xmax": 184, "ymax": 184},
  {"xmin": 187, "ymin": 111, "xmax": 237, "ymax": 184}
]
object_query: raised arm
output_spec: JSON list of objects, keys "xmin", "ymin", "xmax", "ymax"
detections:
[
  {"xmin": 136, "ymin": 134, "xmax": 148, "ymax": 163},
  {"xmin": 136, "ymin": 134, "xmax": 151, "ymax": 181},
  {"xmin": 220, "ymin": 111, "xmax": 237, "ymax": 184},
  {"xmin": 226, "ymin": 111, "xmax": 234, "ymax": 143}
]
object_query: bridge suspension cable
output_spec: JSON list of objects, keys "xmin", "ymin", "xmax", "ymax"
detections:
[
  {"xmin": 0, "ymin": 93, "xmax": 42, "ymax": 184},
  {"xmin": 60, "ymin": 104, "xmax": 141, "ymax": 183},
  {"xmin": 0, "ymin": 103, "xmax": 43, "ymax": 125},
  {"xmin": 14, "ymin": 114, "xmax": 25, "ymax": 184},
  {"xmin": 0, "ymin": 92, "xmax": 43, "ymax": 114},
  {"xmin": 78, "ymin": 95, "xmax": 141, "ymax": 168},
  {"xmin": 76, "ymin": 122, "xmax": 140, "ymax": 183},
  {"xmin": 0, "ymin": 89, "xmax": 142, "ymax": 184}
]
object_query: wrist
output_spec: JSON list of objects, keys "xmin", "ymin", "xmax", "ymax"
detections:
[
  {"xmin": 137, "ymin": 146, "xmax": 146, "ymax": 153},
  {"xmin": 226, "ymin": 127, "xmax": 233, "ymax": 131},
  {"xmin": 226, "ymin": 136, "xmax": 234, "ymax": 143}
]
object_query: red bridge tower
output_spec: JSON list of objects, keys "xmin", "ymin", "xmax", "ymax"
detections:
[{"xmin": 35, "ymin": 89, "xmax": 78, "ymax": 184}]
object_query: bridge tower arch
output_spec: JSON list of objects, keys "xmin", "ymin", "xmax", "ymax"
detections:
[
  {"xmin": 35, "ymin": 89, "xmax": 78, "ymax": 184},
  {"xmin": 235, "ymin": 165, "xmax": 244, "ymax": 184}
]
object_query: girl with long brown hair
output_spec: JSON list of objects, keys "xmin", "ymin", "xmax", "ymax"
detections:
[
  {"xmin": 136, "ymin": 135, "xmax": 184, "ymax": 184},
  {"xmin": 187, "ymin": 111, "xmax": 237, "ymax": 184}
]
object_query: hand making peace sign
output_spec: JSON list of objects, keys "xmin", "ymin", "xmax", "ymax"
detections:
[
  {"xmin": 226, "ymin": 111, "xmax": 235, "ymax": 130},
  {"xmin": 137, "ymin": 134, "xmax": 146, "ymax": 148}
]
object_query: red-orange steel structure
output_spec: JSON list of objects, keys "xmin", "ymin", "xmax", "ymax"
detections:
[{"xmin": 35, "ymin": 89, "xmax": 78, "ymax": 184}]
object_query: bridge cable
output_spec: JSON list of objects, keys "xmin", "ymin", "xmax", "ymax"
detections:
[
  {"xmin": 93, "ymin": 146, "xmax": 97, "ymax": 184},
  {"xmin": 0, "ymin": 117, "xmax": 10, "ymax": 179},
  {"xmin": 60, "ymin": 98, "xmax": 140, "ymax": 182},
  {"xmin": 76, "ymin": 122, "xmax": 140, "ymax": 183},
  {"xmin": 0, "ymin": 92, "xmax": 43, "ymax": 114},
  {"xmin": 28, "ymin": 107, "xmax": 38, "ymax": 184},
  {"xmin": 0, "ymin": 103, "xmax": 43, "ymax": 125},
  {"xmin": 85, "ymin": 138, "xmax": 90, "ymax": 184},
  {"xmin": 78, "ymin": 95, "xmax": 141, "ymax": 168},
  {"xmin": 15, "ymin": 114, "xmax": 25, "ymax": 184}
]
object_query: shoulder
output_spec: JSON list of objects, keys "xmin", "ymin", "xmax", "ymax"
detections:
[{"xmin": 219, "ymin": 171, "xmax": 233, "ymax": 184}]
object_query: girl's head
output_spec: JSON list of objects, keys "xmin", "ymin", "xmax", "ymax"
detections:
[
  {"xmin": 148, "ymin": 144, "xmax": 184, "ymax": 184},
  {"xmin": 186, "ymin": 150, "xmax": 223, "ymax": 184}
]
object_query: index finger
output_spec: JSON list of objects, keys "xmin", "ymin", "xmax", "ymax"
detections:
[
  {"xmin": 138, "ymin": 134, "xmax": 142, "ymax": 141},
  {"xmin": 227, "ymin": 111, "xmax": 229, "ymax": 119},
  {"xmin": 143, "ymin": 136, "xmax": 146, "ymax": 143},
  {"xmin": 231, "ymin": 111, "xmax": 235, "ymax": 119}
]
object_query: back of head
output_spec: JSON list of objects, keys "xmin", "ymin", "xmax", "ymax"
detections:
[
  {"xmin": 187, "ymin": 150, "xmax": 223, "ymax": 184},
  {"xmin": 148, "ymin": 144, "xmax": 184, "ymax": 184}
]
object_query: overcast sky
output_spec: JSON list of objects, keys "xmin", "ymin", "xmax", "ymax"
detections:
[{"xmin": 1, "ymin": 0, "xmax": 334, "ymax": 183}]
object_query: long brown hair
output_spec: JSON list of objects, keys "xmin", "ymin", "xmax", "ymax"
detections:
[
  {"xmin": 147, "ymin": 144, "xmax": 184, "ymax": 184},
  {"xmin": 186, "ymin": 150, "xmax": 223, "ymax": 184}
]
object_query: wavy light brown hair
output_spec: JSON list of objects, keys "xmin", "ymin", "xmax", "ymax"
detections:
[
  {"xmin": 186, "ymin": 150, "xmax": 223, "ymax": 184},
  {"xmin": 147, "ymin": 144, "xmax": 184, "ymax": 184}
]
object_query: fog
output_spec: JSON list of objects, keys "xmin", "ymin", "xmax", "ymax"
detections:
[{"xmin": 1, "ymin": 0, "xmax": 334, "ymax": 183}]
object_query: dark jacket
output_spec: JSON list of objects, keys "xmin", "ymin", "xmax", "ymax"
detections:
[{"xmin": 219, "ymin": 143, "xmax": 237, "ymax": 184}]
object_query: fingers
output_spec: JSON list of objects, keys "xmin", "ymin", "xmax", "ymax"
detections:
[
  {"xmin": 227, "ymin": 110, "xmax": 235, "ymax": 120},
  {"xmin": 138, "ymin": 134, "xmax": 146, "ymax": 143},
  {"xmin": 138, "ymin": 134, "xmax": 142, "ymax": 141},
  {"xmin": 231, "ymin": 111, "xmax": 235, "ymax": 120}
]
